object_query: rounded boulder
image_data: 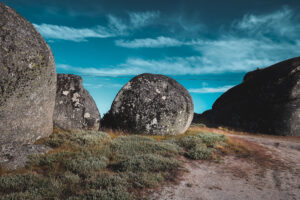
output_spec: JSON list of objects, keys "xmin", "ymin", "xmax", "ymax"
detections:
[
  {"xmin": 102, "ymin": 73, "xmax": 194, "ymax": 135},
  {"xmin": 53, "ymin": 74, "xmax": 100, "ymax": 130},
  {"xmin": 0, "ymin": 3, "xmax": 56, "ymax": 152}
]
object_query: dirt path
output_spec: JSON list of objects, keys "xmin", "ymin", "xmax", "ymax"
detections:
[{"xmin": 150, "ymin": 132, "xmax": 300, "ymax": 200}]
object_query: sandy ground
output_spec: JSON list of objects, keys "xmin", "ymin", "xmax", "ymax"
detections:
[{"xmin": 150, "ymin": 130, "xmax": 300, "ymax": 200}]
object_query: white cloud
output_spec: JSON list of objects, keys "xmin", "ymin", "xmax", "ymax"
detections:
[
  {"xmin": 56, "ymin": 63, "xmax": 143, "ymax": 76},
  {"xmin": 34, "ymin": 11, "xmax": 159, "ymax": 42},
  {"xmin": 116, "ymin": 36, "xmax": 300, "ymax": 74},
  {"xmin": 56, "ymin": 54, "xmax": 270, "ymax": 77},
  {"xmin": 34, "ymin": 23, "xmax": 114, "ymax": 42},
  {"xmin": 189, "ymin": 85, "xmax": 234, "ymax": 93},
  {"xmin": 234, "ymin": 7, "xmax": 300, "ymax": 38},
  {"xmin": 116, "ymin": 36, "xmax": 183, "ymax": 48},
  {"xmin": 83, "ymin": 83, "xmax": 103, "ymax": 89},
  {"xmin": 56, "ymin": 32, "xmax": 300, "ymax": 76},
  {"xmin": 107, "ymin": 15, "xmax": 128, "ymax": 34},
  {"xmin": 56, "ymin": 7, "xmax": 300, "ymax": 76},
  {"xmin": 129, "ymin": 11, "xmax": 160, "ymax": 28},
  {"xmin": 190, "ymin": 38, "xmax": 289, "ymax": 72},
  {"xmin": 119, "ymin": 56, "xmax": 271, "ymax": 75}
]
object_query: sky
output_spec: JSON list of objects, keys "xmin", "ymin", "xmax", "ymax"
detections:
[{"xmin": 3, "ymin": 0, "xmax": 300, "ymax": 115}]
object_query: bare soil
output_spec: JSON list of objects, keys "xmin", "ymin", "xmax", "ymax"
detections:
[{"xmin": 150, "ymin": 128, "xmax": 300, "ymax": 200}]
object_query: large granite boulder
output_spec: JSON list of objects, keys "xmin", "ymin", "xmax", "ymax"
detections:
[
  {"xmin": 102, "ymin": 73, "xmax": 194, "ymax": 135},
  {"xmin": 196, "ymin": 57, "xmax": 300, "ymax": 136},
  {"xmin": 0, "ymin": 2, "xmax": 56, "ymax": 166},
  {"xmin": 53, "ymin": 74, "xmax": 100, "ymax": 130}
]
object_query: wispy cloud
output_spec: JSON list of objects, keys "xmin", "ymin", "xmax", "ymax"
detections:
[
  {"xmin": 129, "ymin": 11, "xmax": 160, "ymax": 28},
  {"xmin": 190, "ymin": 37, "xmax": 300, "ymax": 72},
  {"xmin": 34, "ymin": 24, "xmax": 115, "ymax": 42},
  {"xmin": 83, "ymin": 83, "xmax": 103, "ymax": 89},
  {"xmin": 57, "ymin": 31, "xmax": 300, "ymax": 76},
  {"xmin": 83, "ymin": 82, "xmax": 123, "ymax": 89},
  {"xmin": 188, "ymin": 7, "xmax": 300, "ymax": 71},
  {"xmin": 107, "ymin": 15, "xmax": 128, "ymax": 35},
  {"xmin": 189, "ymin": 86, "xmax": 234, "ymax": 93},
  {"xmin": 56, "ymin": 63, "xmax": 143, "ymax": 76},
  {"xmin": 56, "ymin": 54, "xmax": 268, "ymax": 76},
  {"xmin": 57, "ymin": 7, "xmax": 300, "ymax": 75},
  {"xmin": 35, "ymin": 11, "xmax": 159, "ymax": 42},
  {"xmin": 113, "ymin": 35, "xmax": 299, "ymax": 74},
  {"xmin": 234, "ymin": 7, "xmax": 299, "ymax": 38},
  {"xmin": 116, "ymin": 36, "xmax": 183, "ymax": 48}
]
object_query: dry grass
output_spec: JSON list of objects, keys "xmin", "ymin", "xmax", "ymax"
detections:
[
  {"xmin": 189, "ymin": 125, "xmax": 295, "ymax": 170},
  {"xmin": 2, "ymin": 127, "xmax": 227, "ymax": 200},
  {"xmin": 3, "ymin": 124, "xmax": 290, "ymax": 199},
  {"xmin": 218, "ymin": 136, "xmax": 288, "ymax": 170},
  {"xmin": 100, "ymin": 128, "xmax": 130, "ymax": 139}
]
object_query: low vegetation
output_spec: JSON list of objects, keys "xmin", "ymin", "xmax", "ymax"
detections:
[{"xmin": 0, "ymin": 128, "xmax": 228, "ymax": 200}]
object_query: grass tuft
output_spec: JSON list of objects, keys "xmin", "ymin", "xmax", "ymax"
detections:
[
  {"xmin": 67, "ymin": 188, "xmax": 132, "ymax": 200},
  {"xmin": 63, "ymin": 154, "xmax": 108, "ymax": 177},
  {"xmin": 170, "ymin": 133, "xmax": 227, "ymax": 160},
  {"xmin": 124, "ymin": 171, "xmax": 164, "ymax": 188},
  {"xmin": 0, "ymin": 173, "xmax": 61, "ymax": 199},
  {"xmin": 110, "ymin": 136, "xmax": 181, "ymax": 159},
  {"xmin": 113, "ymin": 154, "xmax": 180, "ymax": 172}
]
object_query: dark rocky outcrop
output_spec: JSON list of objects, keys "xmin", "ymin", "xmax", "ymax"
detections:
[
  {"xmin": 102, "ymin": 73, "xmax": 194, "ymax": 135},
  {"xmin": 194, "ymin": 57, "xmax": 300, "ymax": 136},
  {"xmin": 0, "ymin": 2, "xmax": 56, "ymax": 168},
  {"xmin": 53, "ymin": 74, "xmax": 100, "ymax": 130}
]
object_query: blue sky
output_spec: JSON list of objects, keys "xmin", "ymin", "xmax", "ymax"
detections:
[{"xmin": 3, "ymin": 0, "xmax": 300, "ymax": 115}]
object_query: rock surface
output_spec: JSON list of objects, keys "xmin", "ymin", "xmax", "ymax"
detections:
[
  {"xmin": 53, "ymin": 74, "xmax": 100, "ymax": 130},
  {"xmin": 195, "ymin": 57, "xmax": 300, "ymax": 136},
  {"xmin": 102, "ymin": 73, "xmax": 194, "ymax": 135},
  {"xmin": 0, "ymin": 144, "xmax": 50, "ymax": 170},
  {"xmin": 0, "ymin": 2, "xmax": 56, "ymax": 164}
]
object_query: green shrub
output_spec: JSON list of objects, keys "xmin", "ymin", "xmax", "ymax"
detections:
[
  {"xmin": 57, "ymin": 171, "xmax": 82, "ymax": 198},
  {"xmin": 175, "ymin": 135, "xmax": 203, "ymax": 149},
  {"xmin": 173, "ymin": 133, "xmax": 226, "ymax": 160},
  {"xmin": 27, "ymin": 151, "xmax": 72, "ymax": 170},
  {"xmin": 60, "ymin": 171, "xmax": 81, "ymax": 184},
  {"xmin": 0, "ymin": 174, "xmax": 61, "ymax": 199},
  {"xmin": 124, "ymin": 172, "xmax": 164, "ymax": 188},
  {"xmin": 85, "ymin": 173, "xmax": 127, "ymax": 190},
  {"xmin": 196, "ymin": 133, "xmax": 227, "ymax": 147},
  {"xmin": 67, "ymin": 188, "xmax": 131, "ymax": 200},
  {"xmin": 110, "ymin": 136, "xmax": 180, "ymax": 160},
  {"xmin": 114, "ymin": 154, "xmax": 180, "ymax": 172},
  {"xmin": 0, "ymin": 191, "xmax": 42, "ymax": 200},
  {"xmin": 185, "ymin": 143, "xmax": 212, "ymax": 160},
  {"xmin": 45, "ymin": 130, "xmax": 110, "ymax": 148},
  {"xmin": 63, "ymin": 154, "xmax": 108, "ymax": 177},
  {"xmin": 69, "ymin": 130, "xmax": 110, "ymax": 146}
]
